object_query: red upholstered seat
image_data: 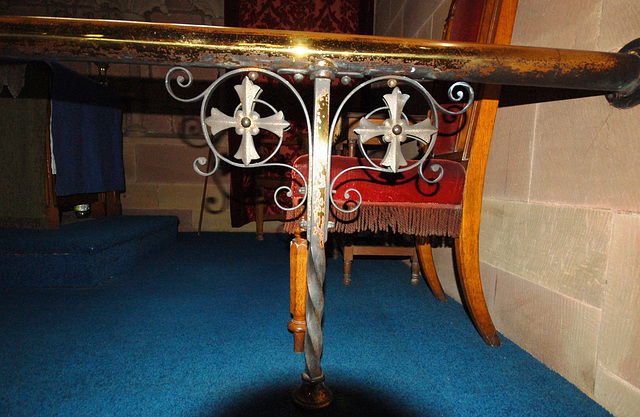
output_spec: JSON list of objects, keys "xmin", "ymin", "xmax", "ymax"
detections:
[
  {"xmin": 287, "ymin": 0, "xmax": 519, "ymax": 352},
  {"xmin": 286, "ymin": 155, "xmax": 466, "ymax": 237}
]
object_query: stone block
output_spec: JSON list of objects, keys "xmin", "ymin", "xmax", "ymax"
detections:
[
  {"xmin": 479, "ymin": 261, "xmax": 498, "ymax": 314},
  {"xmin": 123, "ymin": 141, "xmax": 137, "ymax": 183},
  {"xmin": 432, "ymin": 0, "xmax": 453, "ymax": 38},
  {"xmin": 594, "ymin": 367, "xmax": 640, "ymax": 417},
  {"xmin": 197, "ymin": 209, "xmax": 284, "ymax": 234},
  {"xmin": 386, "ymin": 3, "xmax": 405, "ymax": 38},
  {"xmin": 136, "ymin": 142, "xmax": 207, "ymax": 184},
  {"xmin": 511, "ymin": 0, "xmax": 599, "ymax": 49},
  {"xmin": 480, "ymin": 199, "xmax": 611, "ymax": 307},
  {"xmin": 105, "ymin": 63, "xmax": 130, "ymax": 78},
  {"xmin": 532, "ymin": 97, "xmax": 640, "ymax": 212},
  {"xmin": 158, "ymin": 184, "xmax": 204, "ymax": 210},
  {"xmin": 410, "ymin": 19, "xmax": 432, "ymax": 40},
  {"xmin": 374, "ymin": 0, "xmax": 391, "ymax": 36},
  {"xmin": 121, "ymin": 183, "xmax": 158, "ymax": 209},
  {"xmin": 431, "ymin": 246, "xmax": 497, "ymax": 313},
  {"xmin": 598, "ymin": 0, "xmax": 640, "ymax": 52},
  {"xmin": 197, "ymin": 209, "xmax": 237, "ymax": 233},
  {"xmin": 491, "ymin": 264, "xmax": 601, "ymax": 395},
  {"xmin": 598, "ymin": 213, "xmax": 640, "ymax": 388},
  {"xmin": 403, "ymin": 1, "xmax": 437, "ymax": 38},
  {"xmin": 142, "ymin": 114, "xmax": 174, "ymax": 136},
  {"xmin": 484, "ymin": 103, "xmax": 535, "ymax": 201}
]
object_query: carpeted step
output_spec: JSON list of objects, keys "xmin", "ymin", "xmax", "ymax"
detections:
[{"xmin": 0, "ymin": 215, "xmax": 179, "ymax": 287}]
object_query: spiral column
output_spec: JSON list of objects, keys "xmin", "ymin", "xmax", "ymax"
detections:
[{"xmin": 292, "ymin": 63, "xmax": 334, "ymax": 409}]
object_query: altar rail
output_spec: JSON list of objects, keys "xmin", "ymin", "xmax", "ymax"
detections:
[{"xmin": 2, "ymin": 15, "xmax": 640, "ymax": 409}]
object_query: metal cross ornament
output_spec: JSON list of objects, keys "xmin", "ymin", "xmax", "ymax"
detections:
[
  {"xmin": 354, "ymin": 87, "xmax": 437, "ymax": 172},
  {"xmin": 204, "ymin": 76, "xmax": 290, "ymax": 166}
]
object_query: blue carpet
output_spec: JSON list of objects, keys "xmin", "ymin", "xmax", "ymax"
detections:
[
  {"xmin": 0, "ymin": 216, "xmax": 179, "ymax": 287},
  {"xmin": 0, "ymin": 232, "xmax": 612, "ymax": 416}
]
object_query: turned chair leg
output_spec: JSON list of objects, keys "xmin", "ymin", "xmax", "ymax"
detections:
[
  {"xmin": 105, "ymin": 191, "xmax": 122, "ymax": 216},
  {"xmin": 255, "ymin": 200, "xmax": 265, "ymax": 241},
  {"xmin": 255, "ymin": 179, "xmax": 266, "ymax": 241},
  {"xmin": 289, "ymin": 228, "xmax": 307, "ymax": 353},
  {"xmin": 415, "ymin": 237, "xmax": 447, "ymax": 302},
  {"xmin": 343, "ymin": 244, "xmax": 353, "ymax": 285},
  {"xmin": 454, "ymin": 232, "xmax": 501, "ymax": 347},
  {"xmin": 410, "ymin": 250, "xmax": 421, "ymax": 286},
  {"xmin": 197, "ymin": 149, "xmax": 214, "ymax": 235}
]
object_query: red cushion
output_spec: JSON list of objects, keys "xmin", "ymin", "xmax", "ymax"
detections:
[
  {"xmin": 291, "ymin": 155, "xmax": 464, "ymax": 204},
  {"xmin": 285, "ymin": 155, "xmax": 466, "ymax": 237}
]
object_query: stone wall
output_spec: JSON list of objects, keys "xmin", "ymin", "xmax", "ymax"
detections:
[
  {"xmin": 374, "ymin": 0, "xmax": 640, "ymax": 415},
  {"xmin": 374, "ymin": 0, "xmax": 452, "ymax": 39},
  {"xmin": 0, "ymin": 1, "xmax": 255, "ymax": 233}
]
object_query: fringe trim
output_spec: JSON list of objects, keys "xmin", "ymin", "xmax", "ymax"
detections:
[{"xmin": 285, "ymin": 202, "xmax": 462, "ymax": 237}]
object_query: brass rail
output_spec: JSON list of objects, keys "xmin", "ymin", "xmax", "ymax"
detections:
[{"xmin": 1, "ymin": 16, "xmax": 639, "ymax": 105}]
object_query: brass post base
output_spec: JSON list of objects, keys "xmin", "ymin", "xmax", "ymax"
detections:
[{"xmin": 292, "ymin": 375, "xmax": 333, "ymax": 409}]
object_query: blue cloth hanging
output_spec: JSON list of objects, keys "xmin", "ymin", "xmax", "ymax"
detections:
[{"xmin": 49, "ymin": 61, "xmax": 124, "ymax": 196}]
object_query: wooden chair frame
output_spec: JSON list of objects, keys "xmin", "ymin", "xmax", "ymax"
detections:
[{"xmin": 288, "ymin": 0, "xmax": 519, "ymax": 351}]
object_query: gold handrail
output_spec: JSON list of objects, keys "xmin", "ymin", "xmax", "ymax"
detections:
[{"xmin": 1, "ymin": 16, "xmax": 639, "ymax": 101}]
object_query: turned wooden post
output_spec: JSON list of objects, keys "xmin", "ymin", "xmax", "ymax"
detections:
[{"xmin": 288, "ymin": 227, "xmax": 307, "ymax": 353}]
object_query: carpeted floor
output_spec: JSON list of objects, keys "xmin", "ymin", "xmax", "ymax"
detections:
[{"xmin": 0, "ymin": 232, "xmax": 612, "ymax": 416}]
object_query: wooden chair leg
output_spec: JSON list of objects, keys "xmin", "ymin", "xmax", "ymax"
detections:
[
  {"xmin": 415, "ymin": 237, "xmax": 447, "ymax": 302},
  {"xmin": 454, "ymin": 232, "xmax": 501, "ymax": 346},
  {"xmin": 45, "ymin": 127, "xmax": 60, "ymax": 228},
  {"xmin": 255, "ymin": 177, "xmax": 267, "ymax": 240},
  {"xmin": 343, "ymin": 244, "xmax": 353, "ymax": 285},
  {"xmin": 91, "ymin": 193, "xmax": 107, "ymax": 218},
  {"xmin": 255, "ymin": 185, "xmax": 265, "ymax": 241},
  {"xmin": 410, "ymin": 250, "xmax": 420, "ymax": 286},
  {"xmin": 105, "ymin": 191, "xmax": 122, "ymax": 216},
  {"xmin": 197, "ymin": 149, "xmax": 213, "ymax": 235},
  {"xmin": 288, "ymin": 227, "xmax": 307, "ymax": 353},
  {"xmin": 453, "ymin": 83, "xmax": 502, "ymax": 347}
]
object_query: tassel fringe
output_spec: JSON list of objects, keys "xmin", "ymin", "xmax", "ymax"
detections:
[{"xmin": 285, "ymin": 202, "xmax": 462, "ymax": 237}]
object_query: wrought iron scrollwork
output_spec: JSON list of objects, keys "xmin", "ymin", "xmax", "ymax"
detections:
[
  {"xmin": 165, "ymin": 67, "xmax": 311, "ymax": 212},
  {"xmin": 165, "ymin": 68, "xmax": 473, "ymax": 410},
  {"xmin": 327, "ymin": 76, "xmax": 474, "ymax": 215}
]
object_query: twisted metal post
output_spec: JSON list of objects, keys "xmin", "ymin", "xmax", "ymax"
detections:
[{"xmin": 292, "ymin": 62, "xmax": 334, "ymax": 408}]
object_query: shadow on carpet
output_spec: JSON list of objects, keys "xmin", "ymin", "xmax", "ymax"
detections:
[{"xmin": 210, "ymin": 382, "xmax": 430, "ymax": 417}]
